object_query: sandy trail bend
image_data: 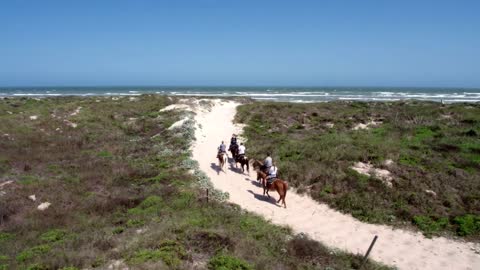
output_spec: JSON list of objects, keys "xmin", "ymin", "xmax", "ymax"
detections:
[{"xmin": 191, "ymin": 100, "xmax": 480, "ymax": 270}]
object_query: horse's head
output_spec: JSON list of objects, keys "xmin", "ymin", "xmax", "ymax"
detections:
[
  {"xmin": 256, "ymin": 170, "xmax": 266, "ymax": 181},
  {"xmin": 252, "ymin": 159, "xmax": 263, "ymax": 170}
]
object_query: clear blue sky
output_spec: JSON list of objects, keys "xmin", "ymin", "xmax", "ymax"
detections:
[{"xmin": 1, "ymin": 0, "xmax": 479, "ymax": 87}]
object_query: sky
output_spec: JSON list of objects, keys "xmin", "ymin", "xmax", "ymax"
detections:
[{"xmin": 1, "ymin": 0, "xmax": 479, "ymax": 87}]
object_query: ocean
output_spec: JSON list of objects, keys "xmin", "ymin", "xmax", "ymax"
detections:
[{"xmin": 1, "ymin": 86, "xmax": 479, "ymax": 103}]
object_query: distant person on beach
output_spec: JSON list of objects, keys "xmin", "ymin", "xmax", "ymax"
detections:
[{"xmin": 217, "ymin": 141, "xmax": 226, "ymax": 158}]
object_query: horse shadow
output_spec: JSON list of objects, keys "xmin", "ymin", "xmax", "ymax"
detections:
[
  {"xmin": 228, "ymin": 161, "xmax": 244, "ymax": 174},
  {"xmin": 249, "ymin": 179, "xmax": 262, "ymax": 188},
  {"xmin": 210, "ymin": 162, "xmax": 223, "ymax": 175},
  {"xmin": 247, "ymin": 190, "xmax": 279, "ymax": 207}
]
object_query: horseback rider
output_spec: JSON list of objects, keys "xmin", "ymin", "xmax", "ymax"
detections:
[
  {"xmin": 266, "ymin": 164, "xmax": 278, "ymax": 189},
  {"xmin": 217, "ymin": 141, "xmax": 226, "ymax": 158},
  {"xmin": 229, "ymin": 134, "xmax": 238, "ymax": 152},
  {"xmin": 262, "ymin": 152, "xmax": 273, "ymax": 173},
  {"xmin": 237, "ymin": 142, "xmax": 246, "ymax": 161}
]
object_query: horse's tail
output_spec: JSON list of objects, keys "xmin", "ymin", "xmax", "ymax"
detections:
[{"xmin": 246, "ymin": 158, "xmax": 250, "ymax": 172}]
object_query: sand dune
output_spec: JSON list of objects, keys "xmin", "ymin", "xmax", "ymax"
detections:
[{"xmin": 190, "ymin": 99, "xmax": 480, "ymax": 270}]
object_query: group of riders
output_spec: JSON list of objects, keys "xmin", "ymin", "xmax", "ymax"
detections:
[{"xmin": 217, "ymin": 134, "xmax": 278, "ymax": 187}]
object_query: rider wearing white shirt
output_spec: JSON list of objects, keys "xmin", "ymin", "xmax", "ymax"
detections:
[
  {"xmin": 237, "ymin": 143, "xmax": 246, "ymax": 161},
  {"xmin": 238, "ymin": 143, "xmax": 246, "ymax": 155},
  {"xmin": 266, "ymin": 165, "xmax": 278, "ymax": 186}
]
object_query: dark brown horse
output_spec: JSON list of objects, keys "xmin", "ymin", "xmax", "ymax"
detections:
[
  {"xmin": 217, "ymin": 152, "xmax": 227, "ymax": 172},
  {"xmin": 256, "ymin": 170, "xmax": 288, "ymax": 208},
  {"xmin": 229, "ymin": 144, "xmax": 239, "ymax": 160},
  {"xmin": 234, "ymin": 155, "xmax": 249, "ymax": 173}
]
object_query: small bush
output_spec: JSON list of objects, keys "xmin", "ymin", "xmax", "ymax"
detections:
[
  {"xmin": 128, "ymin": 241, "xmax": 186, "ymax": 267},
  {"xmin": 454, "ymin": 214, "xmax": 480, "ymax": 236},
  {"xmin": 413, "ymin": 216, "xmax": 449, "ymax": 236},
  {"xmin": 26, "ymin": 264, "xmax": 48, "ymax": 270},
  {"xmin": 16, "ymin": 244, "xmax": 52, "ymax": 262},
  {"xmin": 0, "ymin": 233, "xmax": 13, "ymax": 242},
  {"xmin": 39, "ymin": 229, "xmax": 67, "ymax": 243},
  {"xmin": 126, "ymin": 219, "xmax": 145, "ymax": 228},
  {"xmin": 208, "ymin": 254, "xmax": 253, "ymax": 270},
  {"xmin": 97, "ymin": 150, "xmax": 113, "ymax": 158},
  {"xmin": 112, "ymin": 227, "xmax": 125, "ymax": 234}
]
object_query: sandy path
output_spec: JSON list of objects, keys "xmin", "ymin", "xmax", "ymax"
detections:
[{"xmin": 191, "ymin": 100, "xmax": 480, "ymax": 270}]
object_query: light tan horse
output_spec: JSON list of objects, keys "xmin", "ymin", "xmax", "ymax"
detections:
[
  {"xmin": 256, "ymin": 170, "xmax": 288, "ymax": 208},
  {"xmin": 217, "ymin": 152, "xmax": 227, "ymax": 172}
]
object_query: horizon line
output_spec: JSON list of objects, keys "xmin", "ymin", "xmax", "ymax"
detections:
[{"xmin": 1, "ymin": 85, "xmax": 480, "ymax": 89}]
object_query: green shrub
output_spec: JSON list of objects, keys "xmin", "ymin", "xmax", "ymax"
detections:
[
  {"xmin": 208, "ymin": 254, "xmax": 253, "ymax": 270},
  {"xmin": 413, "ymin": 216, "xmax": 449, "ymax": 235},
  {"xmin": 112, "ymin": 227, "xmax": 125, "ymax": 234},
  {"xmin": 39, "ymin": 229, "xmax": 67, "ymax": 243},
  {"xmin": 126, "ymin": 219, "xmax": 145, "ymax": 228},
  {"xmin": 128, "ymin": 241, "xmax": 186, "ymax": 267},
  {"xmin": 454, "ymin": 214, "xmax": 480, "ymax": 236},
  {"xmin": 16, "ymin": 244, "xmax": 52, "ymax": 262},
  {"xmin": 26, "ymin": 264, "xmax": 48, "ymax": 270},
  {"xmin": 19, "ymin": 175, "xmax": 40, "ymax": 185},
  {"xmin": 0, "ymin": 233, "xmax": 13, "ymax": 242},
  {"xmin": 97, "ymin": 150, "xmax": 113, "ymax": 158}
]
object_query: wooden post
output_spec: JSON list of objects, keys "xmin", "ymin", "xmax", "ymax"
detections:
[
  {"xmin": 206, "ymin": 188, "xmax": 209, "ymax": 203},
  {"xmin": 359, "ymin": 235, "xmax": 378, "ymax": 269}
]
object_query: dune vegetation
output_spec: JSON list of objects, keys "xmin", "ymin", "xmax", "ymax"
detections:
[
  {"xmin": 0, "ymin": 96, "xmax": 390, "ymax": 270},
  {"xmin": 236, "ymin": 101, "xmax": 480, "ymax": 239}
]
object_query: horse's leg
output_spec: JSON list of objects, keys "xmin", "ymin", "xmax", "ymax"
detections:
[{"xmin": 263, "ymin": 179, "xmax": 268, "ymax": 197}]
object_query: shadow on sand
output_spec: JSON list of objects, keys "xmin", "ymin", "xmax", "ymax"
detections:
[
  {"xmin": 249, "ymin": 179, "xmax": 262, "ymax": 188},
  {"xmin": 210, "ymin": 162, "xmax": 224, "ymax": 175},
  {"xmin": 247, "ymin": 190, "xmax": 279, "ymax": 207}
]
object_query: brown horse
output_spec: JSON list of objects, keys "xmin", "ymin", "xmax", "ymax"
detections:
[
  {"xmin": 256, "ymin": 170, "xmax": 288, "ymax": 208},
  {"xmin": 217, "ymin": 152, "xmax": 227, "ymax": 172}
]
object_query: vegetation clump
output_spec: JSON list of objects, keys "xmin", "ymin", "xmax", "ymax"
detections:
[
  {"xmin": 208, "ymin": 254, "xmax": 253, "ymax": 270},
  {"xmin": 236, "ymin": 101, "xmax": 480, "ymax": 238}
]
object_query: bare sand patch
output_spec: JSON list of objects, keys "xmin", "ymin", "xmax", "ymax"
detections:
[
  {"xmin": 351, "ymin": 162, "xmax": 393, "ymax": 188},
  {"xmin": 70, "ymin": 106, "xmax": 82, "ymax": 116},
  {"xmin": 168, "ymin": 116, "xmax": 190, "ymax": 130},
  {"xmin": 37, "ymin": 202, "xmax": 51, "ymax": 211},
  {"xmin": 352, "ymin": 120, "xmax": 383, "ymax": 130}
]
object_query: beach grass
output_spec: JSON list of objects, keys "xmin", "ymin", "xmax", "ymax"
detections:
[
  {"xmin": 0, "ymin": 96, "xmax": 390, "ymax": 269},
  {"xmin": 236, "ymin": 100, "xmax": 480, "ymax": 239}
]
